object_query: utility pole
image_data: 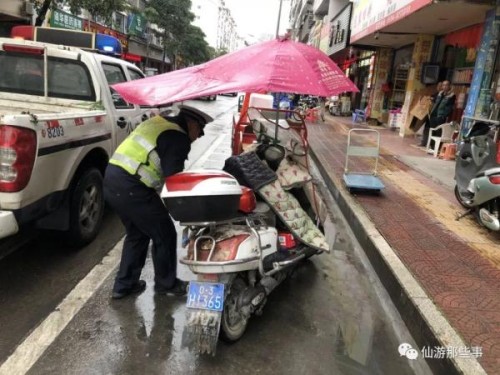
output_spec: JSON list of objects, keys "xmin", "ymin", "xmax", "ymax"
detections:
[
  {"xmin": 35, "ymin": 0, "xmax": 52, "ymax": 26},
  {"xmin": 275, "ymin": 0, "xmax": 284, "ymax": 38}
]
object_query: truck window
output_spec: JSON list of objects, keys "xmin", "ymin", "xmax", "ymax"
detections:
[
  {"xmin": 47, "ymin": 58, "xmax": 95, "ymax": 100},
  {"xmin": 128, "ymin": 68, "xmax": 144, "ymax": 81},
  {"xmin": 102, "ymin": 63, "xmax": 133, "ymax": 109},
  {"xmin": 0, "ymin": 52, "xmax": 95, "ymax": 101},
  {"xmin": 0, "ymin": 52, "xmax": 44, "ymax": 95}
]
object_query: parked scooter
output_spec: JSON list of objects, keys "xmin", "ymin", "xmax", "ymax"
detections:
[
  {"xmin": 326, "ymin": 96, "xmax": 340, "ymax": 116},
  {"xmin": 455, "ymin": 119, "xmax": 500, "ymax": 231},
  {"xmin": 161, "ymin": 165, "xmax": 324, "ymax": 354}
]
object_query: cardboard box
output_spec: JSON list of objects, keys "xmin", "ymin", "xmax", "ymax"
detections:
[{"xmin": 410, "ymin": 95, "xmax": 433, "ymax": 120}]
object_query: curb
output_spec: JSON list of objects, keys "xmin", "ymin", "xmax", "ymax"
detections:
[{"xmin": 309, "ymin": 148, "xmax": 487, "ymax": 375}]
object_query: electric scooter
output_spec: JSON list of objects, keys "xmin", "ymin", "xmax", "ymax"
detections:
[
  {"xmin": 161, "ymin": 169, "xmax": 323, "ymax": 354},
  {"xmin": 455, "ymin": 118, "xmax": 500, "ymax": 231}
]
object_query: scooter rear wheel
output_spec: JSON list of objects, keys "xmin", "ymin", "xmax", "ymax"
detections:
[
  {"xmin": 454, "ymin": 184, "xmax": 474, "ymax": 209},
  {"xmin": 220, "ymin": 278, "xmax": 249, "ymax": 343}
]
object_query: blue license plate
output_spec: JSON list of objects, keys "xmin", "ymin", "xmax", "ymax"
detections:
[{"xmin": 186, "ymin": 282, "xmax": 225, "ymax": 312}]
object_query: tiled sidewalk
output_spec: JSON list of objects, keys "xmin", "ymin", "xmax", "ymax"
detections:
[{"xmin": 307, "ymin": 116, "xmax": 500, "ymax": 375}]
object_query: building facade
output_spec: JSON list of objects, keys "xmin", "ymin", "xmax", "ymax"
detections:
[
  {"xmin": 289, "ymin": 0, "xmax": 500, "ymax": 135},
  {"xmin": 191, "ymin": 0, "xmax": 239, "ymax": 52}
]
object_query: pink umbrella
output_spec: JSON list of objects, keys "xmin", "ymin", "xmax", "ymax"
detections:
[{"xmin": 113, "ymin": 37, "xmax": 358, "ymax": 106}]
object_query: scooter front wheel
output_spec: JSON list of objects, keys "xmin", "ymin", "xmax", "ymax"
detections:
[
  {"xmin": 454, "ymin": 185, "xmax": 474, "ymax": 209},
  {"xmin": 220, "ymin": 278, "xmax": 249, "ymax": 343}
]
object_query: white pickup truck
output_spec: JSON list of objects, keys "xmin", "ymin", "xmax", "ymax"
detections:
[{"xmin": 0, "ymin": 37, "xmax": 158, "ymax": 246}]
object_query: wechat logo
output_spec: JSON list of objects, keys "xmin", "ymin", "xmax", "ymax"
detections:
[{"xmin": 398, "ymin": 343, "xmax": 419, "ymax": 360}]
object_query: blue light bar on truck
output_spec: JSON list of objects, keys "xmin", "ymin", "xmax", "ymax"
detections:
[
  {"xmin": 10, "ymin": 26, "xmax": 122, "ymax": 56},
  {"xmin": 95, "ymin": 33, "xmax": 122, "ymax": 56}
]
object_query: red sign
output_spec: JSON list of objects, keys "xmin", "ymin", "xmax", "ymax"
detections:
[
  {"xmin": 46, "ymin": 120, "xmax": 60, "ymax": 129},
  {"xmin": 122, "ymin": 52, "xmax": 142, "ymax": 62},
  {"xmin": 83, "ymin": 20, "xmax": 128, "ymax": 50}
]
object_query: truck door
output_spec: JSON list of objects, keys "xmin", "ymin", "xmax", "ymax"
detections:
[{"xmin": 101, "ymin": 62, "xmax": 146, "ymax": 147}]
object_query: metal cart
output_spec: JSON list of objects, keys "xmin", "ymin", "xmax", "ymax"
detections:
[{"xmin": 343, "ymin": 128, "xmax": 385, "ymax": 193}]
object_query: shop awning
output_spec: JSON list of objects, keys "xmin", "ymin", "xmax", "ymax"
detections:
[{"xmin": 350, "ymin": 1, "xmax": 494, "ymax": 49}]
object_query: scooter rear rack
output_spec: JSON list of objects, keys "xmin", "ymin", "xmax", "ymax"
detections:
[{"xmin": 180, "ymin": 216, "xmax": 314, "ymax": 277}]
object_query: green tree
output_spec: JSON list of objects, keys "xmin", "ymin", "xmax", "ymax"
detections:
[
  {"xmin": 63, "ymin": 0, "xmax": 128, "ymax": 25},
  {"xmin": 211, "ymin": 48, "xmax": 228, "ymax": 59},
  {"xmin": 33, "ymin": 0, "xmax": 129, "ymax": 27},
  {"xmin": 34, "ymin": 0, "xmax": 53, "ymax": 26},
  {"xmin": 176, "ymin": 25, "xmax": 211, "ymax": 66},
  {"xmin": 148, "ymin": 0, "xmax": 210, "ymax": 69}
]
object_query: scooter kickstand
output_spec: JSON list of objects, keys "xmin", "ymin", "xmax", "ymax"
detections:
[{"xmin": 456, "ymin": 209, "xmax": 472, "ymax": 221}]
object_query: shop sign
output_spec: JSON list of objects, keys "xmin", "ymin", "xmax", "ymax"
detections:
[
  {"xmin": 350, "ymin": 0, "xmax": 433, "ymax": 43},
  {"xmin": 327, "ymin": 3, "xmax": 351, "ymax": 56},
  {"xmin": 50, "ymin": 9, "xmax": 83, "ymax": 30},
  {"xmin": 465, "ymin": 9, "xmax": 499, "ymax": 118},
  {"xmin": 83, "ymin": 20, "xmax": 128, "ymax": 50},
  {"xmin": 329, "ymin": 21, "xmax": 345, "ymax": 46},
  {"xmin": 127, "ymin": 14, "xmax": 146, "ymax": 37}
]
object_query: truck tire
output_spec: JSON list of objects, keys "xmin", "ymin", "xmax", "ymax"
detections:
[{"xmin": 67, "ymin": 168, "xmax": 104, "ymax": 247}]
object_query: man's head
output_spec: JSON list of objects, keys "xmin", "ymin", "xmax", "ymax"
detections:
[
  {"xmin": 177, "ymin": 105, "xmax": 213, "ymax": 142},
  {"xmin": 441, "ymin": 80, "xmax": 451, "ymax": 93}
]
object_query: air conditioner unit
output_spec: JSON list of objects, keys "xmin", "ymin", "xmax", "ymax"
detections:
[{"xmin": 25, "ymin": 1, "xmax": 35, "ymax": 16}]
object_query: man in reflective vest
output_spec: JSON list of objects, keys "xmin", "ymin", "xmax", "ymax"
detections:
[{"xmin": 104, "ymin": 105, "xmax": 213, "ymax": 299}]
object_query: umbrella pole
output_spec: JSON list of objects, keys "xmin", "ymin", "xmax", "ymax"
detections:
[
  {"xmin": 274, "ymin": 92, "xmax": 281, "ymax": 142},
  {"xmin": 239, "ymin": 92, "xmax": 251, "ymax": 121}
]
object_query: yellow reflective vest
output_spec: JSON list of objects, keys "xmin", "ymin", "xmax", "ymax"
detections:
[{"xmin": 109, "ymin": 115, "xmax": 186, "ymax": 190}]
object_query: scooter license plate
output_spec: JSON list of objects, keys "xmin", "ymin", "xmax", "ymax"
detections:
[{"xmin": 186, "ymin": 282, "xmax": 225, "ymax": 312}]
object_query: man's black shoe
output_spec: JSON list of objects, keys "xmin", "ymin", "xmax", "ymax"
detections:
[
  {"xmin": 112, "ymin": 280, "xmax": 146, "ymax": 299},
  {"xmin": 155, "ymin": 279, "xmax": 188, "ymax": 296}
]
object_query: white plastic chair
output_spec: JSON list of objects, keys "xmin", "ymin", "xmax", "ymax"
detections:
[{"xmin": 426, "ymin": 121, "xmax": 457, "ymax": 157}]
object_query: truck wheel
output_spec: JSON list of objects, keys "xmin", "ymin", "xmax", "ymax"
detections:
[
  {"xmin": 67, "ymin": 168, "xmax": 104, "ymax": 247},
  {"xmin": 220, "ymin": 278, "xmax": 249, "ymax": 343}
]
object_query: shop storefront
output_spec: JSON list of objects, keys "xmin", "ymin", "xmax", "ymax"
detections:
[
  {"xmin": 436, "ymin": 23, "xmax": 484, "ymax": 122},
  {"xmin": 465, "ymin": 6, "xmax": 500, "ymax": 121},
  {"xmin": 344, "ymin": 50, "xmax": 376, "ymax": 112},
  {"xmin": 349, "ymin": 0, "xmax": 495, "ymax": 135}
]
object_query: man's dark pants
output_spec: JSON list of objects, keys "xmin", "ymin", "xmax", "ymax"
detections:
[{"xmin": 104, "ymin": 169, "xmax": 177, "ymax": 294}]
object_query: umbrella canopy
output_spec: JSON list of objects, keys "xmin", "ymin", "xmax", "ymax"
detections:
[{"xmin": 113, "ymin": 37, "xmax": 359, "ymax": 106}]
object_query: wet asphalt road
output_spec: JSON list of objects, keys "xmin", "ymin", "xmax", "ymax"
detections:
[{"xmin": 0, "ymin": 96, "xmax": 431, "ymax": 375}]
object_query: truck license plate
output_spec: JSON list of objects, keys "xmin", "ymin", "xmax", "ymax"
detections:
[{"xmin": 186, "ymin": 282, "xmax": 225, "ymax": 312}]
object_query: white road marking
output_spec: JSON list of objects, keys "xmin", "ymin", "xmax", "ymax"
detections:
[
  {"xmin": 0, "ymin": 107, "xmax": 233, "ymax": 375},
  {"xmin": 0, "ymin": 240, "xmax": 123, "ymax": 375}
]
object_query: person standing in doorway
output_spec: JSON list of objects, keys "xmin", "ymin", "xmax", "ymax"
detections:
[
  {"xmin": 104, "ymin": 105, "xmax": 213, "ymax": 299},
  {"xmin": 420, "ymin": 80, "xmax": 455, "ymax": 147}
]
